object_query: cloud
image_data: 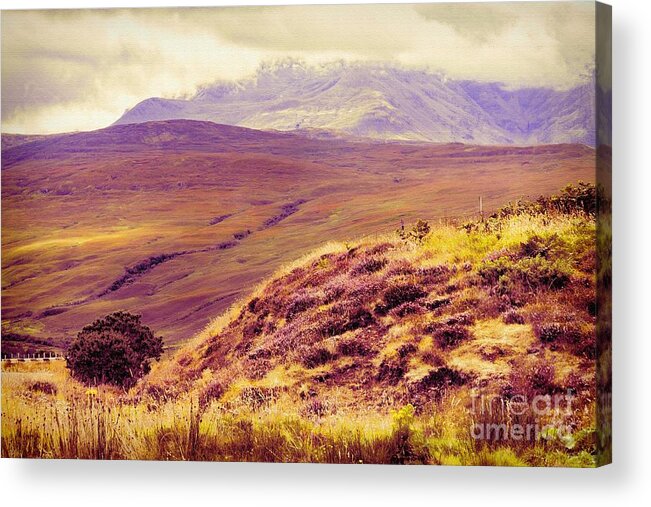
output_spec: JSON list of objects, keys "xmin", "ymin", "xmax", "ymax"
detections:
[
  {"xmin": 414, "ymin": 3, "xmax": 519, "ymax": 42},
  {"xmin": 1, "ymin": 3, "xmax": 595, "ymax": 134}
]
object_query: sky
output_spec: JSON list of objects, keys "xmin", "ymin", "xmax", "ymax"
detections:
[{"xmin": 1, "ymin": 2, "xmax": 596, "ymax": 134}]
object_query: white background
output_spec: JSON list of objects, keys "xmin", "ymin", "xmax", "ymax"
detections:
[{"xmin": 1, "ymin": 0, "xmax": 649, "ymax": 505}]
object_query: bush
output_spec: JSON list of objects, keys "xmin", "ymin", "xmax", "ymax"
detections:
[
  {"xmin": 430, "ymin": 323, "xmax": 471, "ymax": 349},
  {"xmin": 377, "ymin": 357, "xmax": 407, "ymax": 384},
  {"xmin": 392, "ymin": 302, "xmax": 424, "ymax": 318},
  {"xmin": 528, "ymin": 362, "xmax": 556, "ymax": 392},
  {"xmin": 506, "ymin": 359, "xmax": 557, "ymax": 398},
  {"xmin": 532, "ymin": 320, "xmax": 596, "ymax": 358},
  {"xmin": 489, "ymin": 182, "xmax": 597, "ymax": 221},
  {"xmin": 479, "ymin": 256, "xmax": 571, "ymax": 297},
  {"xmin": 417, "ymin": 367, "xmax": 467, "ymax": 390},
  {"xmin": 199, "ymin": 381, "xmax": 225, "ymax": 410},
  {"xmin": 444, "ymin": 312, "xmax": 475, "ymax": 326},
  {"xmin": 285, "ymin": 291, "xmax": 321, "ymax": 320},
  {"xmin": 301, "ymin": 347, "xmax": 336, "ymax": 368},
  {"xmin": 302, "ymin": 397, "xmax": 332, "ymax": 418},
  {"xmin": 66, "ymin": 312, "xmax": 163, "ymax": 388},
  {"xmin": 535, "ymin": 322, "xmax": 563, "ymax": 343},
  {"xmin": 517, "ymin": 234, "xmax": 564, "ymax": 259},
  {"xmin": 350, "ymin": 257, "xmax": 387, "ymax": 276},
  {"xmin": 318, "ymin": 301, "xmax": 375, "ymax": 337},
  {"xmin": 398, "ymin": 219, "xmax": 431, "ymax": 244},
  {"xmin": 503, "ymin": 309, "xmax": 525, "ymax": 325},
  {"xmin": 383, "ymin": 260, "xmax": 417, "ymax": 279},
  {"xmin": 336, "ymin": 338, "xmax": 371, "ymax": 357},
  {"xmin": 383, "ymin": 283, "xmax": 427, "ymax": 309},
  {"xmin": 28, "ymin": 381, "xmax": 57, "ymax": 396}
]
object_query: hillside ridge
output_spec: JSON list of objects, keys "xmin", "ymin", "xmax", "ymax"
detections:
[{"xmin": 147, "ymin": 185, "xmax": 601, "ymax": 422}]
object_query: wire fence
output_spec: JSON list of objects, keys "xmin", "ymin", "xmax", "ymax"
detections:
[{"xmin": 1, "ymin": 352, "xmax": 65, "ymax": 363}]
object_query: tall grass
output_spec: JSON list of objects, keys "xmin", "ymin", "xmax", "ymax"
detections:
[{"xmin": 2, "ymin": 362, "xmax": 594, "ymax": 466}]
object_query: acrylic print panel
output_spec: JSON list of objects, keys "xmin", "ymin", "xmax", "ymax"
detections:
[{"xmin": 1, "ymin": 1, "xmax": 611, "ymax": 466}]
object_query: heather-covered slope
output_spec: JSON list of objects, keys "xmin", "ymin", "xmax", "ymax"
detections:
[
  {"xmin": 125, "ymin": 186, "xmax": 605, "ymax": 465},
  {"xmin": 115, "ymin": 61, "xmax": 601, "ymax": 145},
  {"xmin": 156, "ymin": 189, "xmax": 599, "ymax": 409}
]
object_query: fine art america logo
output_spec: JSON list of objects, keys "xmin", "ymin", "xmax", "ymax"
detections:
[{"xmin": 469, "ymin": 390, "xmax": 577, "ymax": 443}]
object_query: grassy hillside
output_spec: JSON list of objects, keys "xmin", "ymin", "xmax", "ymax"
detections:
[
  {"xmin": 1, "ymin": 121, "xmax": 595, "ymax": 351},
  {"xmin": 2, "ymin": 184, "xmax": 607, "ymax": 465}
]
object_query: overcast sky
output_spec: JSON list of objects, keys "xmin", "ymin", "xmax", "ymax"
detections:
[{"xmin": 1, "ymin": 2, "xmax": 596, "ymax": 134}]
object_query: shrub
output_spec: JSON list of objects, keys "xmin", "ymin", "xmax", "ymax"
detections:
[
  {"xmin": 143, "ymin": 382, "xmax": 178, "ymax": 402},
  {"xmin": 545, "ymin": 182, "xmax": 597, "ymax": 216},
  {"xmin": 384, "ymin": 259, "xmax": 416, "ymax": 277},
  {"xmin": 336, "ymin": 338, "xmax": 371, "ymax": 357},
  {"xmin": 377, "ymin": 357, "xmax": 407, "ymax": 384},
  {"xmin": 66, "ymin": 311, "xmax": 163, "ymax": 388},
  {"xmin": 532, "ymin": 320, "xmax": 596, "ymax": 358},
  {"xmin": 397, "ymin": 342, "xmax": 418, "ymax": 358},
  {"xmin": 416, "ymin": 265, "xmax": 452, "ymax": 285},
  {"xmin": 199, "ymin": 381, "xmax": 225, "ymax": 410},
  {"xmin": 318, "ymin": 302, "xmax": 375, "ymax": 338},
  {"xmin": 535, "ymin": 322, "xmax": 563, "ymax": 343},
  {"xmin": 246, "ymin": 297, "xmax": 260, "ymax": 313},
  {"xmin": 346, "ymin": 275, "xmax": 386, "ymax": 301},
  {"xmin": 302, "ymin": 347, "xmax": 336, "ymax": 368},
  {"xmin": 517, "ymin": 234, "xmax": 565, "ymax": 260},
  {"xmin": 242, "ymin": 316, "xmax": 266, "ymax": 341},
  {"xmin": 417, "ymin": 367, "xmax": 467, "ymax": 390},
  {"xmin": 323, "ymin": 280, "xmax": 346, "ymax": 302},
  {"xmin": 238, "ymin": 386, "xmax": 281, "ymax": 410},
  {"xmin": 507, "ymin": 359, "xmax": 557, "ymax": 397},
  {"xmin": 350, "ymin": 257, "xmax": 387, "ymax": 276},
  {"xmin": 365, "ymin": 242, "xmax": 394, "ymax": 255},
  {"xmin": 421, "ymin": 349, "xmax": 445, "ymax": 367},
  {"xmin": 444, "ymin": 312, "xmax": 475, "ymax": 326},
  {"xmin": 411, "ymin": 220, "xmax": 431, "ymax": 242},
  {"xmin": 528, "ymin": 362, "xmax": 556, "ymax": 392},
  {"xmin": 478, "ymin": 344, "xmax": 508, "ymax": 361},
  {"xmin": 408, "ymin": 367, "xmax": 468, "ymax": 408},
  {"xmin": 503, "ymin": 309, "xmax": 525, "ymax": 325},
  {"xmin": 285, "ymin": 291, "xmax": 321, "ymax": 320},
  {"xmin": 479, "ymin": 256, "xmax": 571, "ymax": 298},
  {"xmin": 430, "ymin": 323, "xmax": 471, "ymax": 349},
  {"xmin": 423, "ymin": 296, "xmax": 451, "ymax": 311},
  {"xmin": 392, "ymin": 404, "xmax": 415, "ymax": 431},
  {"xmin": 302, "ymin": 397, "xmax": 332, "ymax": 418},
  {"xmin": 389, "ymin": 404, "xmax": 420, "ymax": 464},
  {"xmin": 489, "ymin": 182, "xmax": 597, "ymax": 221},
  {"xmin": 28, "ymin": 380, "xmax": 57, "ymax": 396},
  {"xmin": 383, "ymin": 283, "xmax": 427, "ymax": 309},
  {"xmin": 392, "ymin": 302, "xmax": 424, "ymax": 317}
]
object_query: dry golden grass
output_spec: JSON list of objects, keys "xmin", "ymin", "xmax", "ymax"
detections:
[{"xmin": 1, "ymin": 360, "xmax": 595, "ymax": 466}]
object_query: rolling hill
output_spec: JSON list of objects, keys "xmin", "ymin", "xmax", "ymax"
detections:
[
  {"xmin": 1, "ymin": 187, "xmax": 606, "ymax": 466},
  {"xmin": 145, "ymin": 188, "xmax": 602, "ymax": 422},
  {"xmin": 2, "ymin": 119, "xmax": 595, "ymax": 351},
  {"xmin": 114, "ymin": 61, "xmax": 599, "ymax": 146}
]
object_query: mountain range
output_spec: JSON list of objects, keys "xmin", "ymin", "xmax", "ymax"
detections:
[{"xmin": 114, "ymin": 61, "xmax": 598, "ymax": 146}]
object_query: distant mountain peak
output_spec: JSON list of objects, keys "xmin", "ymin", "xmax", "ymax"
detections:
[{"xmin": 115, "ymin": 62, "xmax": 602, "ymax": 146}]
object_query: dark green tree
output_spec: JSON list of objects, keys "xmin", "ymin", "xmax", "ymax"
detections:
[{"xmin": 66, "ymin": 311, "xmax": 163, "ymax": 387}]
